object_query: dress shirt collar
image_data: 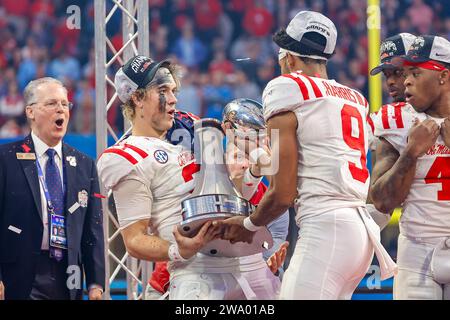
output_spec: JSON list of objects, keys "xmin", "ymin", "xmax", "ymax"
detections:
[{"xmin": 31, "ymin": 131, "xmax": 63, "ymax": 160}]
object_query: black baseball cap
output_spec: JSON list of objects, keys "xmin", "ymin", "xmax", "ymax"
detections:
[
  {"xmin": 370, "ymin": 33, "xmax": 416, "ymax": 76},
  {"xmin": 114, "ymin": 55, "xmax": 171, "ymax": 102}
]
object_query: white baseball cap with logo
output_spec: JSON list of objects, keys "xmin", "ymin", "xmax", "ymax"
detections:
[{"xmin": 274, "ymin": 11, "xmax": 337, "ymax": 61}]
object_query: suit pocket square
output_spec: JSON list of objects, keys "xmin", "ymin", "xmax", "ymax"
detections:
[{"xmin": 8, "ymin": 225, "xmax": 22, "ymax": 234}]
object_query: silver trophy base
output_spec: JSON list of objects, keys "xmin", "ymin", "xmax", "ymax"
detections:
[
  {"xmin": 179, "ymin": 194, "xmax": 273, "ymax": 257},
  {"xmin": 178, "ymin": 214, "xmax": 273, "ymax": 257}
]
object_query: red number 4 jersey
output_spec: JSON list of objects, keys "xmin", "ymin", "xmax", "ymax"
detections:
[
  {"xmin": 263, "ymin": 71, "xmax": 371, "ymax": 220},
  {"xmin": 373, "ymin": 102, "xmax": 450, "ymax": 238}
]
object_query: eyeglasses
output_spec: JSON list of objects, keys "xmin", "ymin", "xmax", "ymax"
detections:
[{"xmin": 29, "ymin": 100, "xmax": 74, "ymax": 110}]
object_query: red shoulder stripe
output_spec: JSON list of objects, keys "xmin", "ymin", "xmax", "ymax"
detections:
[
  {"xmin": 124, "ymin": 143, "xmax": 149, "ymax": 158},
  {"xmin": 297, "ymin": 72, "xmax": 323, "ymax": 98},
  {"xmin": 187, "ymin": 112, "xmax": 200, "ymax": 120},
  {"xmin": 367, "ymin": 115, "xmax": 375, "ymax": 134},
  {"xmin": 381, "ymin": 105, "xmax": 390, "ymax": 129},
  {"xmin": 103, "ymin": 148, "xmax": 138, "ymax": 165},
  {"xmin": 394, "ymin": 105, "xmax": 404, "ymax": 129},
  {"xmin": 283, "ymin": 74, "xmax": 309, "ymax": 100}
]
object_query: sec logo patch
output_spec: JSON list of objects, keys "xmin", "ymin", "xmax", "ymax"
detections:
[{"xmin": 154, "ymin": 150, "xmax": 168, "ymax": 164}]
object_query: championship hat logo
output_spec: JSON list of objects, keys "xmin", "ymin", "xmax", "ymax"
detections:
[
  {"xmin": 410, "ymin": 36, "xmax": 425, "ymax": 51},
  {"xmin": 380, "ymin": 41, "xmax": 397, "ymax": 59}
]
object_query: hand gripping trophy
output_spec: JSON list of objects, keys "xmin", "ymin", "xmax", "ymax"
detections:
[{"xmin": 177, "ymin": 99, "xmax": 273, "ymax": 257}]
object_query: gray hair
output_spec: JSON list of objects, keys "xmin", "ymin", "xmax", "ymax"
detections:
[{"xmin": 23, "ymin": 77, "xmax": 67, "ymax": 106}]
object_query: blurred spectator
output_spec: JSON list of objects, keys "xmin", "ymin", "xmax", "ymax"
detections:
[
  {"xmin": 150, "ymin": 25, "xmax": 169, "ymax": 62},
  {"xmin": 82, "ymin": 48, "xmax": 96, "ymax": 89},
  {"xmin": 231, "ymin": 70, "xmax": 261, "ymax": 102},
  {"xmin": 73, "ymin": 80, "xmax": 95, "ymax": 134},
  {"xmin": 209, "ymin": 51, "xmax": 235, "ymax": 75},
  {"xmin": 0, "ymin": 118, "xmax": 21, "ymax": 138},
  {"xmin": 256, "ymin": 57, "xmax": 277, "ymax": 89},
  {"xmin": 231, "ymin": 38, "xmax": 273, "ymax": 81},
  {"xmin": 52, "ymin": 17, "xmax": 81, "ymax": 56},
  {"xmin": 17, "ymin": 55, "xmax": 37, "ymax": 92},
  {"xmin": 177, "ymin": 70, "xmax": 202, "ymax": 116},
  {"xmin": 202, "ymin": 71, "xmax": 234, "ymax": 120},
  {"xmin": 445, "ymin": 18, "xmax": 450, "ymax": 39},
  {"xmin": 218, "ymin": 11, "xmax": 234, "ymax": 49},
  {"xmin": 30, "ymin": 0, "xmax": 55, "ymax": 20},
  {"xmin": 289, "ymin": 0, "xmax": 309, "ymax": 19},
  {"xmin": 194, "ymin": 0, "xmax": 223, "ymax": 42},
  {"xmin": 48, "ymin": 49, "xmax": 81, "ymax": 82},
  {"xmin": 243, "ymin": 1, "xmax": 274, "ymax": 37},
  {"xmin": 0, "ymin": 67, "xmax": 16, "ymax": 97},
  {"xmin": 407, "ymin": 0, "xmax": 434, "ymax": 34},
  {"xmin": 0, "ymin": 82, "xmax": 24, "ymax": 118},
  {"xmin": 274, "ymin": 0, "xmax": 289, "ymax": 30},
  {"xmin": 382, "ymin": 0, "xmax": 402, "ymax": 36},
  {"xmin": 171, "ymin": 18, "xmax": 208, "ymax": 69},
  {"xmin": 29, "ymin": 17, "xmax": 52, "ymax": 49},
  {"xmin": 1, "ymin": 0, "xmax": 29, "ymax": 42}
]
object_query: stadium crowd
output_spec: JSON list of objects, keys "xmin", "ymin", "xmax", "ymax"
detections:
[{"xmin": 0, "ymin": 0, "xmax": 450, "ymax": 137}]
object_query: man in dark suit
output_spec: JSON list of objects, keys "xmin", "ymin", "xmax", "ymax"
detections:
[{"xmin": 0, "ymin": 77, "xmax": 105, "ymax": 300}]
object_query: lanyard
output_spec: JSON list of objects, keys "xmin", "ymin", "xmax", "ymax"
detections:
[{"xmin": 36, "ymin": 155, "xmax": 63, "ymax": 214}]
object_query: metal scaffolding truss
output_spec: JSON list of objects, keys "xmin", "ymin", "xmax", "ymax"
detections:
[{"xmin": 94, "ymin": 0, "xmax": 151, "ymax": 300}]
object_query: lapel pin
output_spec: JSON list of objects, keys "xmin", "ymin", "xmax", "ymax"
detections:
[
  {"xmin": 21, "ymin": 143, "xmax": 31, "ymax": 153},
  {"xmin": 66, "ymin": 156, "xmax": 77, "ymax": 167}
]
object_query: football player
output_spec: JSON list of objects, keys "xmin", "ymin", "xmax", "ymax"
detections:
[
  {"xmin": 370, "ymin": 35, "xmax": 450, "ymax": 300},
  {"xmin": 216, "ymin": 11, "xmax": 397, "ymax": 299},
  {"xmin": 98, "ymin": 56, "xmax": 281, "ymax": 300}
]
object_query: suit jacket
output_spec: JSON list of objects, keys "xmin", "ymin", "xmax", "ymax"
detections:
[{"xmin": 0, "ymin": 135, "xmax": 105, "ymax": 300}]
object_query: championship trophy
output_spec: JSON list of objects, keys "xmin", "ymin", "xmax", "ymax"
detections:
[{"xmin": 177, "ymin": 100, "xmax": 273, "ymax": 257}]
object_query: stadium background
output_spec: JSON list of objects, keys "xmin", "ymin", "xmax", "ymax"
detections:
[{"xmin": 0, "ymin": 0, "xmax": 449, "ymax": 299}]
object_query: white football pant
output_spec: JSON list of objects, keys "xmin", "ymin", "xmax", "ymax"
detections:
[
  {"xmin": 169, "ymin": 266, "xmax": 280, "ymax": 300},
  {"xmin": 394, "ymin": 234, "xmax": 450, "ymax": 300},
  {"xmin": 279, "ymin": 207, "xmax": 374, "ymax": 299}
]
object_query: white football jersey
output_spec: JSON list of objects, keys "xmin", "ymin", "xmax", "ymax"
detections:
[
  {"xmin": 97, "ymin": 135, "xmax": 267, "ymax": 274},
  {"xmin": 374, "ymin": 103, "xmax": 450, "ymax": 238},
  {"xmin": 97, "ymin": 136, "xmax": 198, "ymax": 239},
  {"xmin": 263, "ymin": 71, "xmax": 371, "ymax": 221},
  {"xmin": 367, "ymin": 111, "xmax": 378, "ymax": 152}
]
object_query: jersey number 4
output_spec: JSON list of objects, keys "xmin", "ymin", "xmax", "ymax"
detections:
[
  {"xmin": 341, "ymin": 104, "xmax": 369, "ymax": 183},
  {"xmin": 425, "ymin": 157, "xmax": 450, "ymax": 201}
]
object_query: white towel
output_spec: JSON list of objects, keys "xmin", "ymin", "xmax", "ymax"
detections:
[{"xmin": 357, "ymin": 207, "xmax": 398, "ymax": 280}]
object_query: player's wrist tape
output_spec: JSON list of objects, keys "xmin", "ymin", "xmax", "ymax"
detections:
[
  {"xmin": 248, "ymin": 147, "xmax": 268, "ymax": 164},
  {"xmin": 168, "ymin": 243, "xmax": 189, "ymax": 262},
  {"xmin": 243, "ymin": 216, "xmax": 263, "ymax": 232}
]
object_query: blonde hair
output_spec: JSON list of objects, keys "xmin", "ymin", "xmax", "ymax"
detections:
[{"xmin": 121, "ymin": 62, "xmax": 181, "ymax": 122}]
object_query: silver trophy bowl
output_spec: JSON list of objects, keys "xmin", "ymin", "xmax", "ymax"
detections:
[
  {"xmin": 222, "ymin": 98, "xmax": 265, "ymax": 131},
  {"xmin": 178, "ymin": 118, "xmax": 273, "ymax": 257}
]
